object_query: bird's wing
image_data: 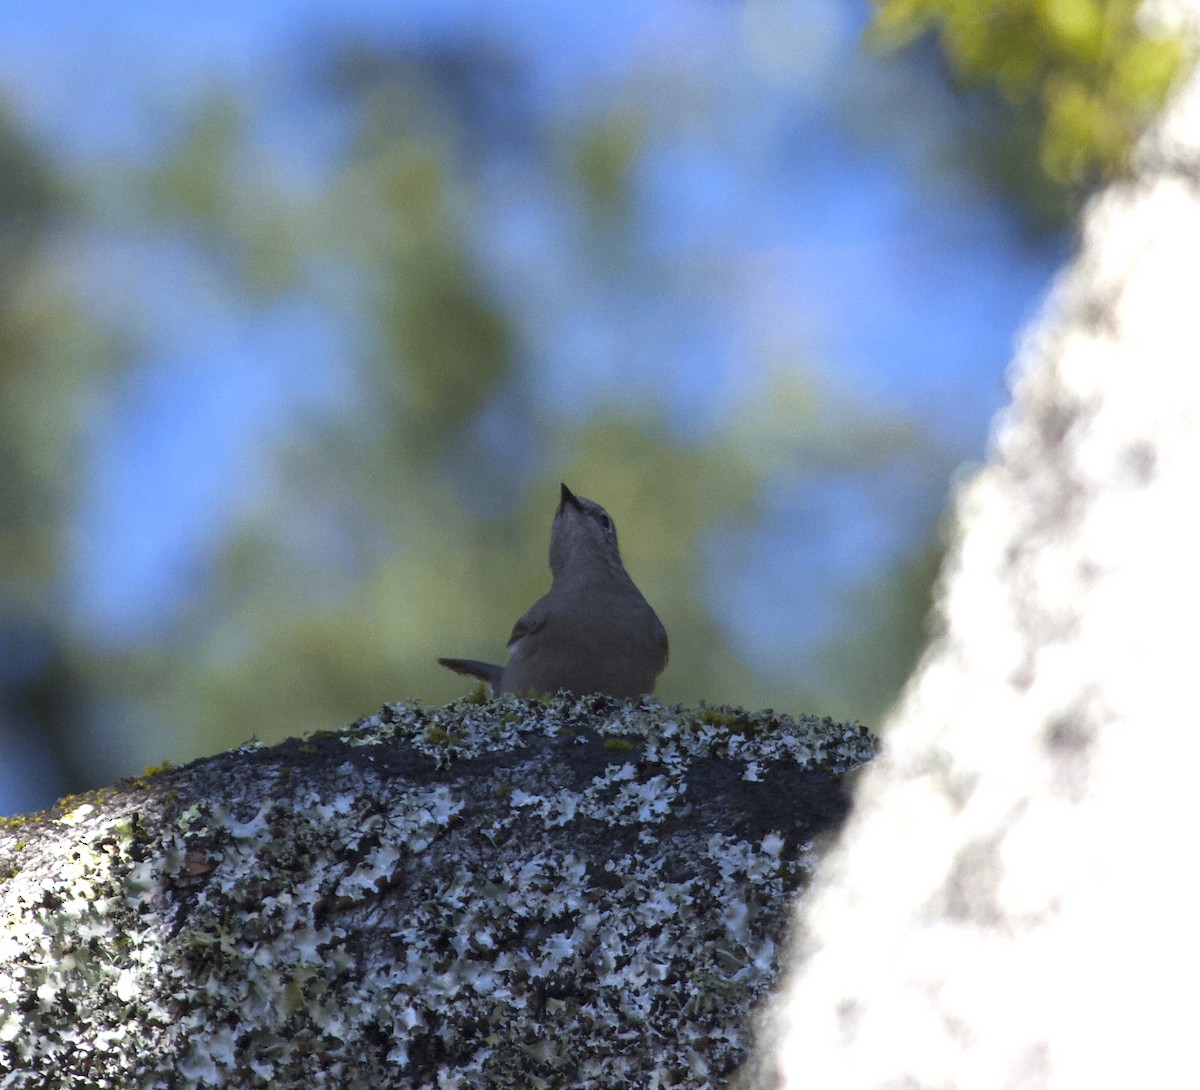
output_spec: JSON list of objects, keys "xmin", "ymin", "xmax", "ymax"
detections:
[
  {"xmin": 655, "ymin": 613, "xmax": 669, "ymax": 668},
  {"xmin": 506, "ymin": 598, "xmax": 550, "ymax": 655}
]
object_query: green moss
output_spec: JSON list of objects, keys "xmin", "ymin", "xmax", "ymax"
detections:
[
  {"xmin": 695, "ymin": 704, "xmax": 756, "ymax": 735},
  {"xmin": 425, "ymin": 724, "xmax": 465, "ymax": 747},
  {"xmin": 603, "ymin": 738, "xmax": 635, "ymax": 751}
]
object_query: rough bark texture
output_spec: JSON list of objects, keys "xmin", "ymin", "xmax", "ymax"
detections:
[
  {"xmin": 0, "ymin": 696, "xmax": 874, "ymax": 1088},
  {"xmin": 755, "ymin": 4, "xmax": 1200, "ymax": 1087}
]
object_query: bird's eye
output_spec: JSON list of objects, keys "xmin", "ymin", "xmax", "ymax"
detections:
[{"xmin": 597, "ymin": 514, "xmax": 612, "ymax": 531}]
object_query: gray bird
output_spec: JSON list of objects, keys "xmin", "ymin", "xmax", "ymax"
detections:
[{"xmin": 438, "ymin": 483, "xmax": 668, "ymax": 699}]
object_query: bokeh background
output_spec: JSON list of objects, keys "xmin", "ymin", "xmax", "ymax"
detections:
[{"xmin": 0, "ymin": 0, "xmax": 1182, "ymax": 813}]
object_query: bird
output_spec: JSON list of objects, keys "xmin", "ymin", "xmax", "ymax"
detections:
[{"xmin": 438, "ymin": 483, "xmax": 668, "ymax": 700}]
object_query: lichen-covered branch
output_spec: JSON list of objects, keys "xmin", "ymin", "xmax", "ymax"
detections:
[{"xmin": 0, "ymin": 696, "xmax": 874, "ymax": 1089}]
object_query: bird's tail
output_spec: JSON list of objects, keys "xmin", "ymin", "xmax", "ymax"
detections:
[{"xmin": 436, "ymin": 657, "xmax": 503, "ymax": 694}]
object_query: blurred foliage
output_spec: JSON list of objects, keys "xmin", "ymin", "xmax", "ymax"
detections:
[
  {"xmin": 0, "ymin": 108, "xmax": 68, "ymax": 586},
  {"xmin": 144, "ymin": 96, "xmax": 307, "ymax": 297},
  {"xmin": 5, "ymin": 5, "xmax": 1132, "ymax": 805},
  {"xmin": 818, "ymin": 527, "xmax": 946, "ymax": 724},
  {"xmin": 573, "ymin": 108, "xmax": 646, "ymax": 226},
  {"xmin": 0, "ymin": 102, "xmax": 125, "ymax": 799},
  {"xmin": 71, "ymin": 43, "xmax": 945, "ymax": 774},
  {"xmin": 869, "ymin": 0, "xmax": 1192, "ymax": 196}
]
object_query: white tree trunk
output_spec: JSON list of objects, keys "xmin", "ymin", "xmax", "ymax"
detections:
[{"xmin": 758, "ymin": 4, "xmax": 1200, "ymax": 1087}]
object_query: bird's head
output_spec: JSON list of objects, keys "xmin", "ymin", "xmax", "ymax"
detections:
[{"xmin": 549, "ymin": 482, "xmax": 624, "ymax": 580}]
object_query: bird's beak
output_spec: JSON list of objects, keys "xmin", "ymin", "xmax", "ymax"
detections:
[{"xmin": 559, "ymin": 482, "xmax": 580, "ymax": 513}]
